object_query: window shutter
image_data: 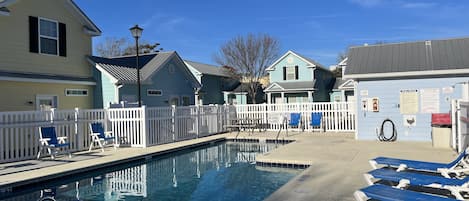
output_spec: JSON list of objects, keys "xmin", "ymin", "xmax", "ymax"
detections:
[
  {"xmin": 58, "ymin": 23, "xmax": 67, "ymax": 57},
  {"xmin": 283, "ymin": 67, "xmax": 286, "ymax": 80},
  {"xmin": 29, "ymin": 16, "xmax": 39, "ymax": 53},
  {"xmin": 295, "ymin": 66, "xmax": 299, "ymax": 80}
]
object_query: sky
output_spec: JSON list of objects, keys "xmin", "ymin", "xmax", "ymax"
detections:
[{"xmin": 75, "ymin": 0, "xmax": 469, "ymax": 68}]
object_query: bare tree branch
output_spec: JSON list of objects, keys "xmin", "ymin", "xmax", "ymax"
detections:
[{"xmin": 214, "ymin": 33, "xmax": 280, "ymax": 104}]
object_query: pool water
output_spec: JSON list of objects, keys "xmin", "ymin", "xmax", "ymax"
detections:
[{"xmin": 0, "ymin": 141, "xmax": 302, "ymax": 201}]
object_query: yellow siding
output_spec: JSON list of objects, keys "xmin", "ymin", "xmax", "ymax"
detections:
[
  {"xmin": 0, "ymin": 81, "xmax": 94, "ymax": 111},
  {"xmin": 0, "ymin": 0, "xmax": 93, "ymax": 77}
]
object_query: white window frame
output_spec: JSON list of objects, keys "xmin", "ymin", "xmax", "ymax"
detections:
[
  {"xmin": 38, "ymin": 17, "xmax": 59, "ymax": 56},
  {"xmin": 36, "ymin": 94, "xmax": 58, "ymax": 110},
  {"xmin": 286, "ymin": 66, "xmax": 296, "ymax": 80},
  {"xmin": 65, "ymin": 89, "xmax": 88, "ymax": 96},
  {"xmin": 147, "ymin": 89, "xmax": 163, "ymax": 96}
]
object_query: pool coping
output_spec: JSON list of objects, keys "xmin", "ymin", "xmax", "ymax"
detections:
[
  {"xmin": 0, "ymin": 133, "xmax": 312, "ymax": 194},
  {"xmin": 0, "ymin": 135, "xmax": 227, "ymax": 192}
]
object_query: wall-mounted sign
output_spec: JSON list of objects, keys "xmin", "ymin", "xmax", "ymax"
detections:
[
  {"xmin": 371, "ymin": 97, "xmax": 379, "ymax": 112},
  {"xmin": 400, "ymin": 89, "xmax": 419, "ymax": 114},
  {"xmin": 420, "ymin": 88, "xmax": 440, "ymax": 113}
]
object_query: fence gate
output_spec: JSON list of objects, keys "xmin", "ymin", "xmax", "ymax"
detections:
[{"xmin": 456, "ymin": 100, "xmax": 469, "ymax": 152}]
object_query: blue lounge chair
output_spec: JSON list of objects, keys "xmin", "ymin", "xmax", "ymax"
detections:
[
  {"xmin": 37, "ymin": 126, "xmax": 71, "ymax": 159},
  {"xmin": 288, "ymin": 113, "xmax": 302, "ymax": 131},
  {"xmin": 310, "ymin": 112, "xmax": 323, "ymax": 132},
  {"xmin": 89, "ymin": 122, "xmax": 117, "ymax": 152},
  {"xmin": 354, "ymin": 184, "xmax": 459, "ymax": 201},
  {"xmin": 365, "ymin": 168, "xmax": 469, "ymax": 200},
  {"xmin": 369, "ymin": 148, "xmax": 469, "ymax": 178}
]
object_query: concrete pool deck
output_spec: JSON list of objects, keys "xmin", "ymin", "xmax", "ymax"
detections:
[{"xmin": 0, "ymin": 131, "xmax": 458, "ymax": 201}]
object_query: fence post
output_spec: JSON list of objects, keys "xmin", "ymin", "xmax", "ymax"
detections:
[
  {"xmin": 74, "ymin": 108, "xmax": 82, "ymax": 150},
  {"xmin": 196, "ymin": 105, "xmax": 200, "ymax": 138},
  {"xmin": 263, "ymin": 103, "xmax": 267, "ymax": 126},
  {"xmin": 172, "ymin": 105, "xmax": 176, "ymax": 142},
  {"xmin": 215, "ymin": 105, "xmax": 220, "ymax": 133},
  {"xmin": 50, "ymin": 108, "xmax": 55, "ymax": 124},
  {"xmin": 141, "ymin": 106, "xmax": 148, "ymax": 148}
]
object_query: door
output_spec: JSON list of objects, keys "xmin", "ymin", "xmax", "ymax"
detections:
[{"xmin": 36, "ymin": 95, "xmax": 58, "ymax": 110}]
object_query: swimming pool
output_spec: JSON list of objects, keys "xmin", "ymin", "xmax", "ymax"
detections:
[{"xmin": 0, "ymin": 141, "xmax": 302, "ymax": 201}]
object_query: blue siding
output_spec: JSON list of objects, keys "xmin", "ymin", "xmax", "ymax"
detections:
[
  {"xmin": 313, "ymin": 68, "xmax": 335, "ymax": 102},
  {"xmin": 200, "ymin": 75, "xmax": 225, "ymax": 104},
  {"xmin": 356, "ymin": 77, "xmax": 468, "ymax": 141},
  {"xmin": 269, "ymin": 53, "xmax": 313, "ymax": 82},
  {"xmin": 119, "ymin": 57, "xmax": 197, "ymax": 107},
  {"xmin": 93, "ymin": 68, "xmax": 116, "ymax": 108}
]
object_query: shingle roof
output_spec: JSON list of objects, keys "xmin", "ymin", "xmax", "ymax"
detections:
[
  {"xmin": 265, "ymin": 81, "xmax": 316, "ymax": 92},
  {"xmin": 0, "ymin": 70, "xmax": 95, "ymax": 84},
  {"xmin": 89, "ymin": 52, "xmax": 175, "ymax": 83},
  {"xmin": 345, "ymin": 37, "xmax": 469, "ymax": 79},
  {"xmin": 184, "ymin": 60, "xmax": 231, "ymax": 77}
]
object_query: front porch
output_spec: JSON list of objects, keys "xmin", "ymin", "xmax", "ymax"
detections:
[{"xmin": 267, "ymin": 91, "xmax": 313, "ymax": 104}]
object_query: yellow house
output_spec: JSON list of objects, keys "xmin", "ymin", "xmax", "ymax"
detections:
[{"xmin": 0, "ymin": 0, "xmax": 101, "ymax": 111}]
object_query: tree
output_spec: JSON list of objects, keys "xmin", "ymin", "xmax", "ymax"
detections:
[
  {"xmin": 95, "ymin": 37, "xmax": 128, "ymax": 57},
  {"xmin": 214, "ymin": 33, "xmax": 280, "ymax": 104},
  {"xmin": 95, "ymin": 37, "xmax": 162, "ymax": 57}
]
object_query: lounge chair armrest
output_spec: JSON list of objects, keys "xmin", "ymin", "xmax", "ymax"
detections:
[
  {"xmin": 104, "ymin": 131, "xmax": 113, "ymax": 137},
  {"xmin": 57, "ymin": 136, "xmax": 68, "ymax": 143},
  {"xmin": 91, "ymin": 132, "xmax": 101, "ymax": 136},
  {"xmin": 39, "ymin": 138, "xmax": 51, "ymax": 145}
]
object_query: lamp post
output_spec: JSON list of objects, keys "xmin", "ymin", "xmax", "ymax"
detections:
[{"xmin": 130, "ymin": 25, "xmax": 143, "ymax": 107}]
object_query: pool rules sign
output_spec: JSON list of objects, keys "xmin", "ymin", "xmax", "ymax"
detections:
[
  {"xmin": 420, "ymin": 88, "xmax": 440, "ymax": 113},
  {"xmin": 400, "ymin": 89, "xmax": 419, "ymax": 114}
]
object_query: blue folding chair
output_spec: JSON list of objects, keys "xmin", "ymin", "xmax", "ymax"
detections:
[
  {"xmin": 365, "ymin": 168, "xmax": 469, "ymax": 200},
  {"xmin": 89, "ymin": 122, "xmax": 117, "ymax": 152},
  {"xmin": 37, "ymin": 126, "xmax": 71, "ymax": 159},
  {"xmin": 354, "ymin": 184, "xmax": 459, "ymax": 201},
  {"xmin": 310, "ymin": 112, "xmax": 323, "ymax": 132},
  {"xmin": 370, "ymin": 147, "xmax": 469, "ymax": 178},
  {"xmin": 288, "ymin": 113, "xmax": 302, "ymax": 131}
]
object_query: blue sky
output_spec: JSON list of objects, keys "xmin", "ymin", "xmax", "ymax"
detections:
[{"xmin": 75, "ymin": 0, "xmax": 469, "ymax": 67}]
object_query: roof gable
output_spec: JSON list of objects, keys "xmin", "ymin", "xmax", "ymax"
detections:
[
  {"xmin": 184, "ymin": 60, "xmax": 231, "ymax": 77},
  {"xmin": 266, "ymin": 50, "xmax": 325, "ymax": 71},
  {"xmin": 345, "ymin": 37, "xmax": 469, "ymax": 80}
]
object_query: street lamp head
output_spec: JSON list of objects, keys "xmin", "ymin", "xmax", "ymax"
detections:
[{"xmin": 129, "ymin": 24, "xmax": 143, "ymax": 39}]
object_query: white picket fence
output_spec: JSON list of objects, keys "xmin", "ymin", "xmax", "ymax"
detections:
[
  {"xmin": 0, "ymin": 105, "xmax": 233, "ymax": 163},
  {"xmin": 234, "ymin": 102, "xmax": 356, "ymax": 132},
  {"xmin": 0, "ymin": 102, "xmax": 355, "ymax": 163}
]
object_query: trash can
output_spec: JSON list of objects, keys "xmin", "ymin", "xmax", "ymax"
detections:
[{"xmin": 431, "ymin": 113, "xmax": 451, "ymax": 148}]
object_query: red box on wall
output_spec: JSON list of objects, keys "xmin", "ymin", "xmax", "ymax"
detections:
[{"xmin": 431, "ymin": 113, "xmax": 451, "ymax": 126}]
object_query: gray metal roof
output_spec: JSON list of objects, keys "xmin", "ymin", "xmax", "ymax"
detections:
[
  {"xmin": 0, "ymin": 70, "xmax": 95, "ymax": 83},
  {"xmin": 265, "ymin": 81, "xmax": 316, "ymax": 92},
  {"xmin": 89, "ymin": 52, "xmax": 174, "ymax": 83},
  {"xmin": 345, "ymin": 37, "xmax": 469, "ymax": 79},
  {"xmin": 184, "ymin": 60, "xmax": 231, "ymax": 77}
]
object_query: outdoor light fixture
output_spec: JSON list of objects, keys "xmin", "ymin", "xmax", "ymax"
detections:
[{"xmin": 130, "ymin": 24, "xmax": 143, "ymax": 107}]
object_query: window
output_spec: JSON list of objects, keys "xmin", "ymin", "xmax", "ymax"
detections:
[
  {"xmin": 39, "ymin": 18, "xmax": 58, "ymax": 55},
  {"xmin": 147, "ymin": 89, "xmax": 162, "ymax": 96},
  {"xmin": 283, "ymin": 66, "xmax": 298, "ymax": 80},
  {"xmin": 65, "ymin": 89, "xmax": 88, "ymax": 96},
  {"xmin": 286, "ymin": 66, "xmax": 296, "ymax": 80},
  {"xmin": 36, "ymin": 95, "xmax": 58, "ymax": 110}
]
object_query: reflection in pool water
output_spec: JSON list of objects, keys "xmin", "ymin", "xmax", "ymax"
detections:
[{"xmin": 1, "ymin": 141, "xmax": 301, "ymax": 201}]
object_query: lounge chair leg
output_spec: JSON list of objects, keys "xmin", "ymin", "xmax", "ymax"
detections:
[
  {"xmin": 37, "ymin": 147, "xmax": 43, "ymax": 159},
  {"xmin": 396, "ymin": 164, "xmax": 407, "ymax": 172},
  {"xmin": 353, "ymin": 191, "xmax": 368, "ymax": 201},
  {"xmin": 363, "ymin": 174, "xmax": 374, "ymax": 185},
  {"xmin": 369, "ymin": 160, "xmax": 378, "ymax": 169},
  {"xmin": 447, "ymin": 187, "xmax": 465, "ymax": 200},
  {"xmin": 88, "ymin": 142, "xmax": 94, "ymax": 152},
  {"xmin": 395, "ymin": 179, "xmax": 410, "ymax": 189},
  {"xmin": 98, "ymin": 140, "xmax": 104, "ymax": 152}
]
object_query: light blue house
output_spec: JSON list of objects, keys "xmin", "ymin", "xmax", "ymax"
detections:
[
  {"xmin": 223, "ymin": 82, "xmax": 265, "ymax": 105},
  {"xmin": 264, "ymin": 50, "xmax": 335, "ymax": 103},
  {"xmin": 185, "ymin": 60, "xmax": 238, "ymax": 105},
  {"xmin": 344, "ymin": 37, "xmax": 469, "ymax": 142},
  {"xmin": 89, "ymin": 51, "xmax": 201, "ymax": 108}
]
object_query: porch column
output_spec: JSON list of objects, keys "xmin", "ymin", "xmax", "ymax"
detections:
[
  {"xmin": 267, "ymin": 93, "xmax": 272, "ymax": 104},
  {"xmin": 223, "ymin": 92, "xmax": 229, "ymax": 104},
  {"xmin": 281, "ymin": 92, "xmax": 285, "ymax": 104},
  {"xmin": 307, "ymin": 91, "xmax": 313, "ymax": 102}
]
